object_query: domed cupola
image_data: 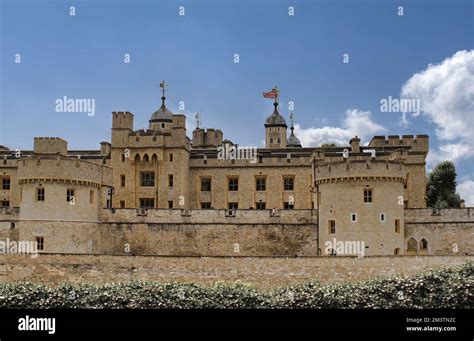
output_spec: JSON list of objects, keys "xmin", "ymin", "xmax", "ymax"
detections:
[
  {"xmin": 265, "ymin": 102, "xmax": 287, "ymax": 127},
  {"xmin": 149, "ymin": 81, "xmax": 173, "ymax": 129},
  {"xmin": 150, "ymin": 95, "xmax": 173, "ymax": 123},
  {"xmin": 286, "ymin": 113, "xmax": 302, "ymax": 148}
]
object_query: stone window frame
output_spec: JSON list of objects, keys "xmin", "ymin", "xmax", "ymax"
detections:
[
  {"xmin": 200, "ymin": 177, "xmax": 212, "ymax": 192},
  {"xmin": 35, "ymin": 236, "xmax": 44, "ymax": 251},
  {"xmin": 256, "ymin": 202, "xmax": 266, "ymax": 210},
  {"xmin": 139, "ymin": 198, "xmax": 155, "ymax": 209},
  {"xmin": 36, "ymin": 187, "xmax": 45, "ymax": 202},
  {"xmin": 328, "ymin": 220, "xmax": 336, "ymax": 234},
  {"xmin": 228, "ymin": 176, "xmax": 239, "ymax": 191},
  {"xmin": 168, "ymin": 174, "xmax": 174, "ymax": 188},
  {"xmin": 283, "ymin": 175, "xmax": 295, "ymax": 191},
  {"xmin": 255, "ymin": 176, "xmax": 266, "ymax": 191},
  {"xmin": 351, "ymin": 213, "xmax": 357, "ymax": 223},
  {"xmin": 140, "ymin": 171, "xmax": 155, "ymax": 187},
  {"xmin": 66, "ymin": 188, "xmax": 75, "ymax": 203},
  {"xmin": 363, "ymin": 188, "xmax": 373, "ymax": 203},
  {"xmin": 380, "ymin": 213, "xmax": 386, "ymax": 222},
  {"xmin": 2, "ymin": 177, "xmax": 10, "ymax": 190},
  {"xmin": 394, "ymin": 219, "xmax": 401, "ymax": 234}
]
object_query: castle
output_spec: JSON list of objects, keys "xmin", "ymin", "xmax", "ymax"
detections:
[{"xmin": 0, "ymin": 87, "xmax": 472, "ymax": 257}]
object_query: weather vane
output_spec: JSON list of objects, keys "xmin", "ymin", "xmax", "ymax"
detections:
[
  {"xmin": 159, "ymin": 80, "xmax": 167, "ymax": 97},
  {"xmin": 195, "ymin": 112, "xmax": 201, "ymax": 129}
]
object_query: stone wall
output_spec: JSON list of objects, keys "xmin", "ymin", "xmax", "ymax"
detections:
[{"xmin": 0, "ymin": 254, "xmax": 470, "ymax": 289}]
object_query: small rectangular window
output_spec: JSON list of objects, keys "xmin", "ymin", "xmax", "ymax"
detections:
[
  {"xmin": 89, "ymin": 190, "xmax": 94, "ymax": 204},
  {"xmin": 201, "ymin": 178, "xmax": 211, "ymax": 191},
  {"xmin": 169, "ymin": 153, "xmax": 173, "ymax": 162},
  {"xmin": 140, "ymin": 172, "xmax": 155, "ymax": 187},
  {"xmin": 328, "ymin": 220, "xmax": 336, "ymax": 234},
  {"xmin": 284, "ymin": 176, "xmax": 294, "ymax": 191},
  {"xmin": 380, "ymin": 213, "xmax": 385, "ymax": 222},
  {"xmin": 228, "ymin": 202, "xmax": 238, "ymax": 210},
  {"xmin": 284, "ymin": 202, "xmax": 294, "ymax": 209},
  {"xmin": 256, "ymin": 202, "xmax": 266, "ymax": 210},
  {"xmin": 351, "ymin": 213, "xmax": 357, "ymax": 222},
  {"xmin": 120, "ymin": 174, "xmax": 126, "ymax": 187},
  {"xmin": 67, "ymin": 189, "xmax": 75, "ymax": 203},
  {"xmin": 120, "ymin": 200, "xmax": 125, "ymax": 208},
  {"xmin": 228, "ymin": 178, "xmax": 238, "ymax": 191},
  {"xmin": 363, "ymin": 188, "xmax": 372, "ymax": 203},
  {"xmin": 256, "ymin": 177, "xmax": 266, "ymax": 191},
  {"xmin": 168, "ymin": 175, "xmax": 174, "ymax": 188},
  {"xmin": 139, "ymin": 198, "xmax": 154, "ymax": 209},
  {"xmin": 37, "ymin": 188, "xmax": 45, "ymax": 201},
  {"xmin": 395, "ymin": 219, "xmax": 400, "ymax": 234},
  {"xmin": 35, "ymin": 236, "xmax": 44, "ymax": 251},
  {"xmin": 2, "ymin": 178, "xmax": 10, "ymax": 190},
  {"xmin": 1, "ymin": 200, "xmax": 9, "ymax": 207},
  {"xmin": 201, "ymin": 202, "xmax": 211, "ymax": 209},
  {"xmin": 168, "ymin": 200, "xmax": 173, "ymax": 208}
]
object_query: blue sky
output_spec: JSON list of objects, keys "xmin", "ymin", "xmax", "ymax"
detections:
[{"xmin": 1, "ymin": 0, "xmax": 473, "ymax": 201}]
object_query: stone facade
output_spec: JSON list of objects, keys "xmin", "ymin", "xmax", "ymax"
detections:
[{"xmin": 0, "ymin": 91, "xmax": 471, "ymax": 258}]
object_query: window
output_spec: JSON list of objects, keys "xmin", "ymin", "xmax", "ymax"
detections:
[
  {"xmin": 37, "ymin": 188, "xmax": 45, "ymax": 201},
  {"xmin": 35, "ymin": 237, "xmax": 44, "ymax": 251},
  {"xmin": 363, "ymin": 188, "xmax": 372, "ymax": 203},
  {"xmin": 256, "ymin": 202, "xmax": 266, "ymax": 210},
  {"xmin": 284, "ymin": 202, "xmax": 294, "ymax": 209},
  {"xmin": 258, "ymin": 156, "xmax": 263, "ymax": 164},
  {"xmin": 420, "ymin": 238, "xmax": 428, "ymax": 250},
  {"xmin": 168, "ymin": 175, "xmax": 174, "ymax": 188},
  {"xmin": 404, "ymin": 200, "xmax": 408, "ymax": 209},
  {"xmin": 89, "ymin": 190, "xmax": 94, "ymax": 204},
  {"xmin": 277, "ymin": 138, "xmax": 281, "ymax": 144},
  {"xmin": 394, "ymin": 248, "xmax": 400, "ymax": 255},
  {"xmin": 120, "ymin": 200, "xmax": 125, "ymax": 208},
  {"xmin": 1, "ymin": 200, "xmax": 9, "ymax": 207},
  {"xmin": 2, "ymin": 178, "xmax": 10, "ymax": 190},
  {"xmin": 139, "ymin": 198, "xmax": 155, "ymax": 209},
  {"xmin": 270, "ymin": 138, "xmax": 273, "ymax": 144},
  {"xmin": 201, "ymin": 202, "xmax": 211, "ymax": 209},
  {"xmin": 168, "ymin": 201, "xmax": 173, "ymax": 208},
  {"xmin": 67, "ymin": 189, "xmax": 75, "ymax": 203},
  {"xmin": 120, "ymin": 174, "xmax": 126, "ymax": 187},
  {"xmin": 140, "ymin": 172, "xmax": 155, "ymax": 187},
  {"xmin": 169, "ymin": 153, "xmax": 173, "ymax": 162},
  {"xmin": 328, "ymin": 220, "xmax": 336, "ymax": 234},
  {"xmin": 380, "ymin": 213, "xmax": 385, "ymax": 222},
  {"xmin": 228, "ymin": 202, "xmax": 238, "ymax": 210},
  {"xmin": 256, "ymin": 177, "xmax": 266, "ymax": 191},
  {"xmin": 283, "ymin": 176, "xmax": 294, "ymax": 191},
  {"xmin": 228, "ymin": 178, "xmax": 238, "ymax": 191},
  {"xmin": 201, "ymin": 178, "xmax": 211, "ymax": 191},
  {"xmin": 351, "ymin": 213, "xmax": 357, "ymax": 222},
  {"xmin": 121, "ymin": 154, "xmax": 126, "ymax": 162},
  {"xmin": 395, "ymin": 219, "xmax": 400, "ymax": 234}
]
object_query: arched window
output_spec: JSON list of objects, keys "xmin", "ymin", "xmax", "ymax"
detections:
[
  {"xmin": 121, "ymin": 154, "xmax": 126, "ymax": 162},
  {"xmin": 152, "ymin": 154, "xmax": 158, "ymax": 163},
  {"xmin": 143, "ymin": 154, "xmax": 149, "ymax": 163},
  {"xmin": 420, "ymin": 238, "xmax": 429, "ymax": 250},
  {"xmin": 394, "ymin": 248, "xmax": 401, "ymax": 255},
  {"xmin": 134, "ymin": 154, "xmax": 141, "ymax": 163},
  {"xmin": 407, "ymin": 237, "xmax": 418, "ymax": 255}
]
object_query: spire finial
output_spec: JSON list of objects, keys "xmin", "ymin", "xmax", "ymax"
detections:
[
  {"xmin": 272, "ymin": 86, "xmax": 279, "ymax": 104},
  {"xmin": 159, "ymin": 80, "xmax": 167, "ymax": 105},
  {"xmin": 195, "ymin": 112, "xmax": 201, "ymax": 129}
]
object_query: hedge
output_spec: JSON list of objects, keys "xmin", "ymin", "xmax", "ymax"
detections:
[{"xmin": 0, "ymin": 262, "xmax": 471, "ymax": 309}]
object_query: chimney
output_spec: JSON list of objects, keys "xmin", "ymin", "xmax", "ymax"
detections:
[{"xmin": 350, "ymin": 136, "xmax": 360, "ymax": 153}]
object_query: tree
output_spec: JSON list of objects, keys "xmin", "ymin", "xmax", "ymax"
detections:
[
  {"xmin": 426, "ymin": 161, "xmax": 462, "ymax": 208},
  {"xmin": 321, "ymin": 143, "xmax": 337, "ymax": 148}
]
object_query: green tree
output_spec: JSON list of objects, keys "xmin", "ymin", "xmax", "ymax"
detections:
[{"xmin": 426, "ymin": 161, "xmax": 462, "ymax": 208}]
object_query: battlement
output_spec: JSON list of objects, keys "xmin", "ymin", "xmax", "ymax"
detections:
[
  {"xmin": 192, "ymin": 128, "xmax": 223, "ymax": 149},
  {"xmin": 315, "ymin": 157, "xmax": 406, "ymax": 182},
  {"xmin": 34, "ymin": 137, "xmax": 68, "ymax": 156},
  {"xmin": 368, "ymin": 134, "xmax": 429, "ymax": 152},
  {"xmin": 112, "ymin": 111, "xmax": 134, "ymax": 130}
]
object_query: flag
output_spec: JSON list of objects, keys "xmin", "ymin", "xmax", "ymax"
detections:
[{"xmin": 263, "ymin": 90, "xmax": 276, "ymax": 99}]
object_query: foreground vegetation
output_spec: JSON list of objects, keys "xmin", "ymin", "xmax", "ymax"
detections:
[{"xmin": 0, "ymin": 262, "xmax": 471, "ymax": 309}]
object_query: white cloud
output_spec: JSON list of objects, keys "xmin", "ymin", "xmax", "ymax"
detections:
[
  {"xmin": 401, "ymin": 50, "xmax": 474, "ymax": 165},
  {"xmin": 294, "ymin": 109, "xmax": 386, "ymax": 147},
  {"xmin": 457, "ymin": 180, "xmax": 474, "ymax": 207}
]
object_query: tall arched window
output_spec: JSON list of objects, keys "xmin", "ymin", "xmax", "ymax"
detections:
[
  {"xmin": 152, "ymin": 154, "xmax": 158, "ymax": 163},
  {"xmin": 407, "ymin": 237, "xmax": 418, "ymax": 255},
  {"xmin": 134, "ymin": 154, "xmax": 141, "ymax": 164},
  {"xmin": 143, "ymin": 154, "xmax": 149, "ymax": 163}
]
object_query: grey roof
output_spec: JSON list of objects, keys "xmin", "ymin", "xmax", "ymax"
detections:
[
  {"xmin": 265, "ymin": 103, "xmax": 287, "ymax": 127},
  {"xmin": 287, "ymin": 127, "xmax": 302, "ymax": 147},
  {"xmin": 150, "ymin": 96, "xmax": 173, "ymax": 122}
]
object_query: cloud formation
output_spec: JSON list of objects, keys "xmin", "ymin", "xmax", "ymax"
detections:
[{"xmin": 295, "ymin": 109, "xmax": 386, "ymax": 147}]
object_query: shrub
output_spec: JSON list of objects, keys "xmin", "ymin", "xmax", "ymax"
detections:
[{"xmin": 0, "ymin": 262, "xmax": 471, "ymax": 309}]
